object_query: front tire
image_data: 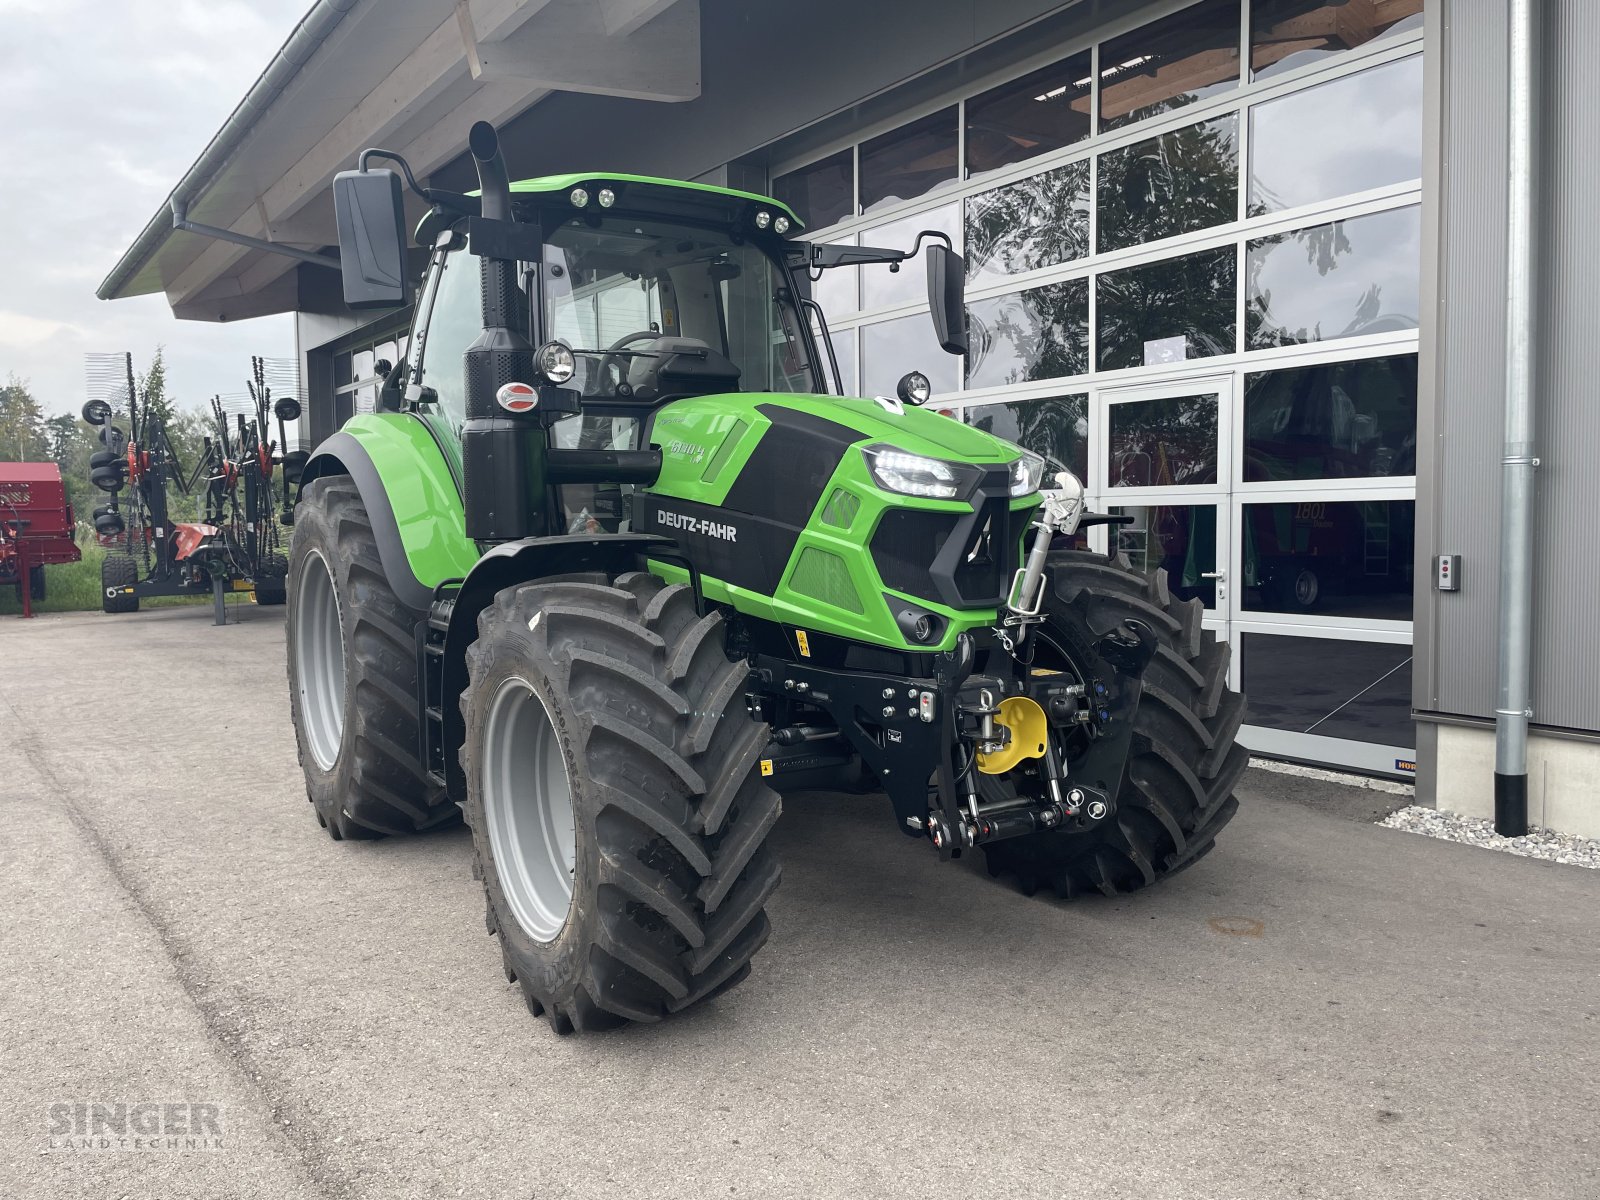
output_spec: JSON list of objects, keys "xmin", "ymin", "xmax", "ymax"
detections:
[
  {"xmin": 286, "ymin": 477, "xmax": 454, "ymax": 840},
  {"xmin": 980, "ymin": 549, "xmax": 1246, "ymax": 897},
  {"xmin": 254, "ymin": 552, "xmax": 287, "ymax": 606},
  {"xmin": 461, "ymin": 571, "xmax": 781, "ymax": 1033}
]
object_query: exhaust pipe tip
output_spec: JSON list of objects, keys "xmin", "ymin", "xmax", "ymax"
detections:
[{"xmin": 468, "ymin": 120, "xmax": 499, "ymax": 163}]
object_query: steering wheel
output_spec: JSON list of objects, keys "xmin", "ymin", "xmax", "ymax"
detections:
[{"xmin": 599, "ymin": 330, "xmax": 661, "ymax": 393}]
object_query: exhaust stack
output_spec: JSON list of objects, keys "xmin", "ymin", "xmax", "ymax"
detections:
[{"xmin": 460, "ymin": 121, "xmax": 544, "ymax": 543}]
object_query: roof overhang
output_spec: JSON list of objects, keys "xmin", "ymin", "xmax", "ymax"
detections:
[{"xmin": 98, "ymin": 0, "xmax": 700, "ymax": 322}]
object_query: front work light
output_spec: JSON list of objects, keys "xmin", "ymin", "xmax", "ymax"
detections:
[
  {"xmin": 774, "ymin": 215, "xmax": 791, "ymax": 234},
  {"xmin": 862, "ymin": 445, "xmax": 964, "ymax": 499},
  {"xmin": 535, "ymin": 341, "xmax": 576, "ymax": 385},
  {"xmin": 569, "ymin": 187, "xmax": 590, "ymax": 208},
  {"xmin": 755, "ymin": 210, "xmax": 772, "ymax": 230},
  {"xmin": 1009, "ymin": 451, "xmax": 1046, "ymax": 497},
  {"xmin": 597, "ymin": 187, "xmax": 616, "ymax": 208},
  {"xmin": 895, "ymin": 371, "xmax": 932, "ymax": 406}
]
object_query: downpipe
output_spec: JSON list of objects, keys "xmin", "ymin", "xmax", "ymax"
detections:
[{"xmin": 1493, "ymin": 0, "xmax": 1542, "ymax": 837}]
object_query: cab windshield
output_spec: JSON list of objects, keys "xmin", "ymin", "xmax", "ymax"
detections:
[{"xmin": 538, "ymin": 214, "xmax": 818, "ymax": 399}]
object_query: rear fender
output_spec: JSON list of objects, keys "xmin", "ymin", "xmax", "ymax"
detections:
[
  {"xmin": 296, "ymin": 415, "xmax": 477, "ymax": 611},
  {"xmin": 439, "ymin": 532, "xmax": 677, "ymax": 801}
]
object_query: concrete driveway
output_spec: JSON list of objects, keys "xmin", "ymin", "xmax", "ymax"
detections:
[{"xmin": 2, "ymin": 604, "xmax": 1596, "ymax": 1199}]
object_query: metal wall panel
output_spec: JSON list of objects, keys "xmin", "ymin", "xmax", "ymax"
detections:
[{"xmin": 1430, "ymin": 0, "xmax": 1600, "ymax": 731}]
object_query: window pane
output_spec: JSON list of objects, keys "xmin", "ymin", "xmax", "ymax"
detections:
[
  {"xmin": 1097, "ymin": 246, "xmax": 1238, "ymax": 371},
  {"xmin": 826, "ymin": 326, "xmax": 859, "ymax": 396},
  {"xmin": 1246, "ymin": 205, "xmax": 1420, "ymax": 351},
  {"xmin": 1107, "ymin": 393, "xmax": 1219, "ymax": 487},
  {"xmin": 1111, "ymin": 503, "xmax": 1219, "ymax": 607},
  {"xmin": 966, "ymin": 161, "xmax": 1090, "ymax": 282},
  {"xmin": 966, "ymin": 279, "xmax": 1089, "ymax": 389},
  {"xmin": 966, "ymin": 394, "xmax": 1089, "ymax": 481},
  {"xmin": 1244, "ymin": 354, "xmax": 1418, "ymax": 480},
  {"xmin": 772, "ymin": 149, "xmax": 854, "ymax": 230},
  {"xmin": 860, "ymin": 107, "xmax": 959, "ymax": 213},
  {"xmin": 1099, "ymin": 0, "xmax": 1242, "ymax": 131},
  {"xmin": 965, "ymin": 52, "xmax": 1092, "ymax": 179},
  {"xmin": 861, "ymin": 204, "xmax": 958, "ymax": 311},
  {"xmin": 351, "ymin": 349, "xmax": 374, "ymax": 382},
  {"xmin": 811, "ymin": 232, "xmax": 858, "ymax": 318},
  {"xmin": 861, "ymin": 314, "xmax": 960, "ymax": 398},
  {"xmin": 1243, "ymin": 499, "xmax": 1414, "ymax": 618},
  {"xmin": 1241, "ymin": 633, "xmax": 1414, "ymax": 746},
  {"xmin": 1250, "ymin": 56, "xmax": 1422, "ymax": 214},
  {"xmin": 1251, "ymin": 0, "xmax": 1424, "ymax": 80},
  {"xmin": 1097, "ymin": 114, "xmax": 1239, "ymax": 253}
]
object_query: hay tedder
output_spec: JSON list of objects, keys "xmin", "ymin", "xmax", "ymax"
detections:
[{"xmin": 82, "ymin": 353, "xmax": 308, "ymax": 622}]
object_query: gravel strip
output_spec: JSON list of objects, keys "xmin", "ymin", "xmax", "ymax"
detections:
[{"xmin": 1380, "ymin": 805, "xmax": 1600, "ymax": 869}]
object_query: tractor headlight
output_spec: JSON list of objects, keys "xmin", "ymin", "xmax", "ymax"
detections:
[
  {"xmin": 862, "ymin": 445, "xmax": 969, "ymax": 500},
  {"xmin": 1009, "ymin": 451, "xmax": 1046, "ymax": 497},
  {"xmin": 535, "ymin": 341, "xmax": 576, "ymax": 385}
]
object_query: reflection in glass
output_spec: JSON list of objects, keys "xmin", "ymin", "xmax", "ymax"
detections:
[
  {"xmin": 1097, "ymin": 247, "xmax": 1237, "ymax": 371},
  {"xmin": 1241, "ymin": 633, "xmax": 1414, "ymax": 747},
  {"xmin": 1098, "ymin": 115, "xmax": 1239, "ymax": 253},
  {"xmin": 966, "ymin": 52, "xmax": 1093, "ymax": 178},
  {"xmin": 1112, "ymin": 504, "xmax": 1219, "ymax": 607},
  {"xmin": 1099, "ymin": 0, "xmax": 1241, "ymax": 130},
  {"xmin": 966, "ymin": 279, "xmax": 1089, "ymax": 389},
  {"xmin": 1250, "ymin": 56, "xmax": 1423, "ymax": 213},
  {"xmin": 862, "ymin": 205, "xmax": 958, "ymax": 310},
  {"xmin": 860, "ymin": 107, "xmax": 959, "ymax": 213},
  {"xmin": 773, "ymin": 149, "xmax": 855, "ymax": 231},
  {"xmin": 1108, "ymin": 394, "xmax": 1219, "ymax": 487},
  {"xmin": 967, "ymin": 394, "xmax": 1089, "ymax": 481},
  {"xmin": 1244, "ymin": 355, "xmax": 1418, "ymax": 480},
  {"xmin": 1247, "ymin": 206, "xmax": 1420, "ymax": 350},
  {"xmin": 1242, "ymin": 500, "xmax": 1414, "ymax": 619},
  {"xmin": 861, "ymin": 314, "xmax": 960, "ymax": 398},
  {"xmin": 965, "ymin": 162, "xmax": 1089, "ymax": 281},
  {"xmin": 1251, "ymin": 0, "xmax": 1424, "ymax": 80}
]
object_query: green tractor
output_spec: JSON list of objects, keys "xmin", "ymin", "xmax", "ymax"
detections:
[{"xmin": 287, "ymin": 122, "xmax": 1244, "ymax": 1034}]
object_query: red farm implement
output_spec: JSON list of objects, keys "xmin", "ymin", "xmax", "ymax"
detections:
[{"xmin": 0, "ymin": 461, "xmax": 81, "ymax": 618}]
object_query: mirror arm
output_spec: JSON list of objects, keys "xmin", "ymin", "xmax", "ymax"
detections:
[{"xmin": 170, "ymin": 199, "xmax": 340, "ymax": 271}]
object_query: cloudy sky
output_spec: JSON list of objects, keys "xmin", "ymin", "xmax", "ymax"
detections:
[{"xmin": 0, "ymin": 0, "xmax": 309, "ymax": 416}]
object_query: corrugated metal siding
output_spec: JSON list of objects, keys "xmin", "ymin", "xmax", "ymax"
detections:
[{"xmin": 1431, "ymin": 0, "xmax": 1600, "ymax": 730}]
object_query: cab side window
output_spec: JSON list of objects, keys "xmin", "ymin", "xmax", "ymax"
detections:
[{"xmin": 415, "ymin": 245, "xmax": 487, "ymax": 435}]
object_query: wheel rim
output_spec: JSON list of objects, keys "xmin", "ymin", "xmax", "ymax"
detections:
[
  {"xmin": 1294, "ymin": 569, "xmax": 1319, "ymax": 606},
  {"xmin": 482, "ymin": 676, "xmax": 576, "ymax": 943},
  {"xmin": 295, "ymin": 549, "xmax": 346, "ymax": 771}
]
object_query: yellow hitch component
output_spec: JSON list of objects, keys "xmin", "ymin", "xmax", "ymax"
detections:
[{"xmin": 975, "ymin": 695, "xmax": 1049, "ymax": 776}]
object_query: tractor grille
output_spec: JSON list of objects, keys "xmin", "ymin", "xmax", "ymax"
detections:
[
  {"xmin": 869, "ymin": 474, "xmax": 1032, "ymax": 609},
  {"xmin": 789, "ymin": 547, "xmax": 864, "ymax": 613}
]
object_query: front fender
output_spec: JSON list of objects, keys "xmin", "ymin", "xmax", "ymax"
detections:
[{"xmin": 297, "ymin": 414, "xmax": 477, "ymax": 611}]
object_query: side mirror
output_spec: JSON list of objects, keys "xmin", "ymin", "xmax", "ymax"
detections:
[
  {"xmin": 926, "ymin": 243, "xmax": 968, "ymax": 356},
  {"xmin": 332, "ymin": 168, "xmax": 408, "ymax": 309}
]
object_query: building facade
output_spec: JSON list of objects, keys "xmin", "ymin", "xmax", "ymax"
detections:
[{"xmin": 101, "ymin": 0, "xmax": 1600, "ymax": 834}]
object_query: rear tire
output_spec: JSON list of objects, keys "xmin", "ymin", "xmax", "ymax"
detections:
[
  {"xmin": 286, "ymin": 477, "xmax": 454, "ymax": 840},
  {"xmin": 979, "ymin": 549, "xmax": 1245, "ymax": 897},
  {"xmin": 101, "ymin": 554, "xmax": 138, "ymax": 613},
  {"xmin": 461, "ymin": 571, "xmax": 781, "ymax": 1033}
]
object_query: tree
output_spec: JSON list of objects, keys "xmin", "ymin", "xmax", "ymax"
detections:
[
  {"xmin": 139, "ymin": 346, "xmax": 177, "ymax": 431},
  {"xmin": 0, "ymin": 375, "xmax": 48, "ymax": 462}
]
